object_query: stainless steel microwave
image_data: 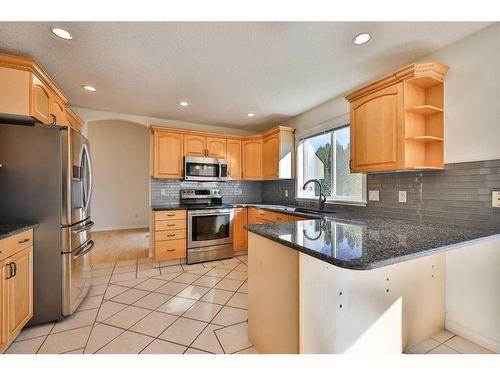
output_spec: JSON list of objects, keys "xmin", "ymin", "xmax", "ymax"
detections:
[{"xmin": 184, "ymin": 156, "xmax": 228, "ymax": 181}]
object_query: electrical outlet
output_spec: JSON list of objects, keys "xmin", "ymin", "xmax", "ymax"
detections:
[
  {"xmin": 398, "ymin": 190, "xmax": 407, "ymax": 203},
  {"xmin": 368, "ymin": 190, "xmax": 379, "ymax": 201},
  {"xmin": 160, "ymin": 189, "xmax": 167, "ymax": 196},
  {"xmin": 238, "ymin": 188, "xmax": 243, "ymax": 195},
  {"xmin": 492, "ymin": 191, "xmax": 500, "ymax": 208},
  {"xmin": 284, "ymin": 190, "xmax": 288, "ymax": 197}
]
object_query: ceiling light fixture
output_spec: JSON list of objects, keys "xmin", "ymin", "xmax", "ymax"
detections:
[
  {"xmin": 179, "ymin": 101, "xmax": 189, "ymax": 107},
  {"xmin": 50, "ymin": 27, "xmax": 72, "ymax": 40},
  {"xmin": 82, "ymin": 85, "xmax": 97, "ymax": 92},
  {"xmin": 247, "ymin": 113, "xmax": 256, "ymax": 117},
  {"xmin": 352, "ymin": 33, "xmax": 371, "ymax": 45}
]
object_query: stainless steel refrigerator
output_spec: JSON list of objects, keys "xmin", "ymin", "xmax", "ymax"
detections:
[{"xmin": 0, "ymin": 123, "xmax": 94, "ymax": 325}]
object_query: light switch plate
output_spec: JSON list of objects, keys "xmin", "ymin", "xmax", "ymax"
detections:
[
  {"xmin": 284, "ymin": 190, "xmax": 288, "ymax": 197},
  {"xmin": 368, "ymin": 190, "xmax": 379, "ymax": 201},
  {"xmin": 160, "ymin": 189, "xmax": 167, "ymax": 196},
  {"xmin": 398, "ymin": 191, "xmax": 407, "ymax": 203},
  {"xmin": 492, "ymin": 191, "xmax": 500, "ymax": 208}
]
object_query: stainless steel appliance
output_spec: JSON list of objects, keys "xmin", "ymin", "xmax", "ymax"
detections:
[
  {"xmin": 184, "ymin": 156, "xmax": 228, "ymax": 182},
  {"xmin": 181, "ymin": 189, "xmax": 233, "ymax": 264},
  {"xmin": 0, "ymin": 123, "xmax": 94, "ymax": 325}
]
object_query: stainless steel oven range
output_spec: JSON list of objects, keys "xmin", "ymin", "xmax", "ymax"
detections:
[{"xmin": 181, "ymin": 189, "xmax": 234, "ymax": 264}]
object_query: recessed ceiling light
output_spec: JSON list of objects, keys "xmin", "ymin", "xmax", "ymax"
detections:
[
  {"xmin": 179, "ymin": 101, "xmax": 189, "ymax": 107},
  {"xmin": 51, "ymin": 27, "xmax": 72, "ymax": 40},
  {"xmin": 247, "ymin": 113, "xmax": 256, "ymax": 117},
  {"xmin": 82, "ymin": 85, "xmax": 97, "ymax": 92},
  {"xmin": 352, "ymin": 33, "xmax": 371, "ymax": 45}
]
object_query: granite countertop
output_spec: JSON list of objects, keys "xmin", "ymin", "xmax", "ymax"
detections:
[
  {"xmin": 0, "ymin": 223, "xmax": 38, "ymax": 240},
  {"xmin": 244, "ymin": 213, "xmax": 500, "ymax": 270},
  {"xmin": 151, "ymin": 204, "xmax": 186, "ymax": 211}
]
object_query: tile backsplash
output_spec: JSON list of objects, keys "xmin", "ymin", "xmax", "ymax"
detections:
[
  {"xmin": 151, "ymin": 158, "xmax": 500, "ymax": 229},
  {"xmin": 151, "ymin": 179, "xmax": 262, "ymax": 205},
  {"xmin": 261, "ymin": 159, "xmax": 500, "ymax": 230}
]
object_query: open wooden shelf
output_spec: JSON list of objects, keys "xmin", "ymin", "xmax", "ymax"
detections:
[
  {"xmin": 406, "ymin": 136, "xmax": 443, "ymax": 143},
  {"xmin": 406, "ymin": 76, "xmax": 444, "ymax": 89},
  {"xmin": 406, "ymin": 105, "xmax": 443, "ymax": 115}
]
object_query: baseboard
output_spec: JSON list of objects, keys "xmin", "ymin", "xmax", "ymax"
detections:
[
  {"xmin": 93, "ymin": 225, "xmax": 149, "ymax": 232},
  {"xmin": 445, "ymin": 318, "xmax": 500, "ymax": 353}
]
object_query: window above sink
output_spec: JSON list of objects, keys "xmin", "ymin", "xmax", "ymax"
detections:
[{"xmin": 296, "ymin": 125, "xmax": 367, "ymax": 206}]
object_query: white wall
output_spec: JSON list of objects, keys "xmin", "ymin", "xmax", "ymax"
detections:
[
  {"xmin": 87, "ymin": 120, "xmax": 150, "ymax": 231},
  {"xmin": 445, "ymin": 237, "xmax": 500, "ymax": 353},
  {"xmin": 74, "ymin": 107, "xmax": 255, "ymax": 136}
]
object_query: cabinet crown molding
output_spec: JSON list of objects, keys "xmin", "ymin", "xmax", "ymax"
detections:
[
  {"xmin": 0, "ymin": 53, "xmax": 68, "ymax": 103},
  {"xmin": 345, "ymin": 61, "xmax": 449, "ymax": 102},
  {"xmin": 150, "ymin": 125, "xmax": 294, "ymax": 140}
]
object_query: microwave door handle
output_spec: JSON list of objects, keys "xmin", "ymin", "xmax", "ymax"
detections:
[{"xmin": 218, "ymin": 162, "xmax": 222, "ymax": 179}]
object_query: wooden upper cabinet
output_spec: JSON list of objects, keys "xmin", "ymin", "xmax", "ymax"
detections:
[
  {"xmin": 66, "ymin": 107, "xmax": 84, "ymax": 133},
  {"xmin": 350, "ymin": 83, "xmax": 403, "ymax": 172},
  {"xmin": 262, "ymin": 133, "xmax": 279, "ymax": 179},
  {"xmin": 7, "ymin": 247, "xmax": 33, "ymax": 337},
  {"xmin": 206, "ymin": 137, "xmax": 227, "ymax": 158},
  {"xmin": 184, "ymin": 135, "xmax": 206, "ymax": 157},
  {"xmin": 49, "ymin": 97, "xmax": 67, "ymax": 126},
  {"xmin": 227, "ymin": 139, "xmax": 242, "ymax": 179},
  {"xmin": 346, "ymin": 61, "xmax": 449, "ymax": 173},
  {"xmin": 30, "ymin": 75, "xmax": 51, "ymax": 124},
  {"xmin": 153, "ymin": 130, "xmax": 184, "ymax": 179},
  {"xmin": 0, "ymin": 54, "xmax": 69, "ymax": 125},
  {"xmin": 242, "ymin": 138, "xmax": 262, "ymax": 180}
]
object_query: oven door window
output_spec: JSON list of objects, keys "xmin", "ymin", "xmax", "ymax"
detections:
[
  {"xmin": 191, "ymin": 214, "xmax": 230, "ymax": 242},
  {"xmin": 186, "ymin": 162, "xmax": 219, "ymax": 178}
]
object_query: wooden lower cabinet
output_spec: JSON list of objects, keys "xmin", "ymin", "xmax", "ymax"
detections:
[
  {"xmin": 152, "ymin": 210, "xmax": 187, "ymax": 262},
  {"xmin": 233, "ymin": 208, "xmax": 248, "ymax": 252},
  {"xmin": 0, "ymin": 229, "xmax": 34, "ymax": 353}
]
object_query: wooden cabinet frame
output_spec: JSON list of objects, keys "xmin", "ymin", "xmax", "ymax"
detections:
[
  {"xmin": 151, "ymin": 126, "xmax": 295, "ymax": 181},
  {"xmin": 346, "ymin": 61, "xmax": 448, "ymax": 173}
]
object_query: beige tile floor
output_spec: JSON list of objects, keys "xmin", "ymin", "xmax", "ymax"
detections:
[
  {"xmin": 6, "ymin": 255, "xmax": 256, "ymax": 354},
  {"xmin": 5, "ymin": 253, "xmax": 495, "ymax": 355},
  {"xmin": 406, "ymin": 330, "xmax": 495, "ymax": 354}
]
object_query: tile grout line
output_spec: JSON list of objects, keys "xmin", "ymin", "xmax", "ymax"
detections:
[{"xmin": 28, "ymin": 256, "xmax": 247, "ymax": 354}]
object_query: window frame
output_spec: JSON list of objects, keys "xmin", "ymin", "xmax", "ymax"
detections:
[{"xmin": 295, "ymin": 123, "xmax": 367, "ymax": 206}]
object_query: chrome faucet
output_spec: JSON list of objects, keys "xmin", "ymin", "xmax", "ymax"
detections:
[{"xmin": 302, "ymin": 179, "xmax": 326, "ymax": 211}]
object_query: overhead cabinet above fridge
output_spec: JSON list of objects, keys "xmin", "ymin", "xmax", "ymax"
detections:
[{"xmin": 345, "ymin": 61, "xmax": 449, "ymax": 173}]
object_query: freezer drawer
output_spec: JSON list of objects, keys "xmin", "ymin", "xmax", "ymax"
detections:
[{"xmin": 62, "ymin": 239, "xmax": 93, "ymax": 316}]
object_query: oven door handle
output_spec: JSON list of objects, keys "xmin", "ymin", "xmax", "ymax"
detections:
[
  {"xmin": 73, "ymin": 240, "xmax": 95, "ymax": 259},
  {"xmin": 188, "ymin": 210, "xmax": 233, "ymax": 216}
]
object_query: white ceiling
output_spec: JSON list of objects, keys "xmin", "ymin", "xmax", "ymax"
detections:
[{"xmin": 0, "ymin": 22, "xmax": 492, "ymax": 131}]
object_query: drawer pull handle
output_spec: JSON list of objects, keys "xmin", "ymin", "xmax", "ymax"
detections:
[
  {"xmin": 167, "ymin": 248, "xmax": 176, "ymax": 252},
  {"xmin": 18, "ymin": 238, "xmax": 30, "ymax": 244},
  {"xmin": 167, "ymin": 234, "xmax": 175, "ymax": 237},
  {"xmin": 259, "ymin": 213, "xmax": 265, "ymax": 216},
  {"xmin": 167, "ymin": 214, "xmax": 175, "ymax": 217},
  {"xmin": 166, "ymin": 224, "xmax": 175, "ymax": 227}
]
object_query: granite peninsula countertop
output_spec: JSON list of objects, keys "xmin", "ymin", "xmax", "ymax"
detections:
[
  {"xmin": 244, "ymin": 213, "xmax": 500, "ymax": 270},
  {"xmin": 0, "ymin": 223, "xmax": 38, "ymax": 240}
]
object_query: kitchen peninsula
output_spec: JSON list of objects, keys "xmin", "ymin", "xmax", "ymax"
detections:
[{"xmin": 245, "ymin": 214, "xmax": 500, "ymax": 354}]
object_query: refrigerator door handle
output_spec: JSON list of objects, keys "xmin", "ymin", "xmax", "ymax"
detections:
[
  {"xmin": 73, "ymin": 220, "xmax": 95, "ymax": 234},
  {"xmin": 82, "ymin": 143, "xmax": 93, "ymax": 213},
  {"xmin": 73, "ymin": 240, "xmax": 95, "ymax": 259}
]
